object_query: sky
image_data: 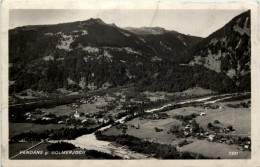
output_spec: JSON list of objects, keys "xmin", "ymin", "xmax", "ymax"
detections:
[{"xmin": 9, "ymin": 9, "xmax": 246, "ymax": 37}]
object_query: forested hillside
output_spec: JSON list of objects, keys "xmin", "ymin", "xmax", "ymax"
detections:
[{"xmin": 9, "ymin": 11, "xmax": 251, "ymax": 94}]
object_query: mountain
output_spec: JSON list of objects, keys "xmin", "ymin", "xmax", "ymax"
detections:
[
  {"xmin": 124, "ymin": 27, "xmax": 172, "ymax": 35},
  {"xmin": 124, "ymin": 27, "xmax": 203, "ymax": 60},
  {"xmin": 187, "ymin": 10, "xmax": 251, "ymax": 91},
  {"xmin": 9, "ymin": 12, "xmax": 250, "ymax": 94}
]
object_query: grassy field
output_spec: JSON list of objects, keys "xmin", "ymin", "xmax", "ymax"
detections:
[
  {"xmin": 167, "ymin": 107, "xmax": 204, "ymax": 116},
  {"xmin": 103, "ymin": 117, "xmax": 183, "ymax": 145},
  {"xmin": 195, "ymin": 106, "xmax": 251, "ymax": 136},
  {"xmin": 9, "ymin": 123, "xmax": 67, "ymax": 138},
  {"xmin": 180, "ymin": 139, "xmax": 251, "ymax": 159},
  {"xmin": 167, "ymin": 102, "xmax": 250, "ymax": 137},
  {"xmin": 39, "ymin": 96, "xmax": 109, "ymax": 116}
]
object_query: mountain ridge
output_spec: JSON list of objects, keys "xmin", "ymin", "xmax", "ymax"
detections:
[{"xmin": 9, "ymin": 12, "xmax": 250, "ymax": 94}]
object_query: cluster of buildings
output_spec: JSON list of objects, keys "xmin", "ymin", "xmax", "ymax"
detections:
[{"xmin": 142, "ymin": 113, "xmax": 169, "ymax": 120}]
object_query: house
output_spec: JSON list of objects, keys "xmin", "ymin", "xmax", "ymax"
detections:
[
  {"xmin": 24, "ymin": 112, "xmax": 31, "ymax": 117},
  {"xmin": 208, "ymin": 134, "xmax": 215, "ymax": 141},
  {"xmin": 134, "ymin": 124, "xmax": 140, "ymax": 129},
  {"xmin": 200, "ymin": 112, "xmax": 206, "ymax": 116},
  {"xmin": 74, "ymin": 110, "xmax": 80, "ymax": 118},
  {"xmin": 42, "ymin": 117, "xmax": 53, "ymax": 121},
  {"xmin": 18, "ymin": 139, "xmax": 26, "ymax": 143},
  {"xmin": 103, "ymin": 118, "xmax": 110, "ymax": 124},
  {"xmin": 72, "ymin": 104, "xmax": 79, "ymax": 108},
  {"xmin": 220, "ymin": 138, "xmax": 226, "ymax": 143},
  {"xmin": 184, "ymin": 131, "xmax": 190, "ymax": 137},
  {"xmin": 98, "ymin": 118, "xmax": 104, "ymax": 123}
]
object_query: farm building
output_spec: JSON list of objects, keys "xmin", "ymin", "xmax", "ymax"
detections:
[
  {"xmin": 200, "ymin": 112, "xmax": 206, "ymax": 116},
  {"xmin": 74, "ymin": 110, "xmax": 80, "ymax": 118}
]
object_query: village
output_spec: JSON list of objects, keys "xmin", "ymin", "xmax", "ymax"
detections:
[{"xmin": 9, "ymin": 90, "xmax": 251, "ymax": 159}]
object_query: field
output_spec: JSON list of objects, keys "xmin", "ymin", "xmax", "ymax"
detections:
[
  {"xmin": 167, "ymin": 107, "xmax": 204, "ymax": 116},
  {"xmin": 180, "ymin": 139, "xmax": 251, "ymax": 159},
  {"xmin": 166, "ymin": 102, "xmax": 251, "ymax": 136},
  {"xmin": 9, "ymin": 123, "xmax": 67, "ymax": 138},
  {"xmin": 39, "ymin": 96, "xmax": 110, "ymax": 117},
  {"xmin": 195, "ymin": 106, "xmax": 251, "ymax": 136},
  {"xmin": 103, "ymin": 116, "xmax": 183, "ymax": 145}
]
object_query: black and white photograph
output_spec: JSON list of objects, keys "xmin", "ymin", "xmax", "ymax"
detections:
[{"xmin": 1, "ymin": 1, "xmax": 259, "ymax": 165}]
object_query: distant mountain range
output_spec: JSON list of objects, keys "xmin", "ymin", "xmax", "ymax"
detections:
[{"xmin": 9, "ymin": 10, "xmax": 250, "ymax": 94}]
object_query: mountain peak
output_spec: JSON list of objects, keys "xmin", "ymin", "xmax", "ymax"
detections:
[{"xmin": 84, "ymin": 18, "xmax": 106, "ymax": 25}]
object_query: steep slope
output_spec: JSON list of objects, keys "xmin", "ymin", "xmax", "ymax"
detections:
[
  {"xmin": 187, "ymin": 10, "xmax": 251, "ymax": 91},
  {"xmin": 124, "ymin": 27, "xmax": 203, "ymax": 60},
  {"xmin": 9, "ymin": 14, "xmax": 247, "ymax": 94},
  {"xmin": 9, "ymin": 18, "xmax": 153, "ymax": 93},
  {"xmin": 8, "ymin": 18, "xmax": 203, "ymax": 93}
]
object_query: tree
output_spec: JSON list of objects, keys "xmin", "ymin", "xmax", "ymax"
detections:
[
  {"xmin": 207, "ymin": 123, "xmax": 213, "ymax": 128},
  {"xmin": 214, "ymin": 120, "xmax": 220, "ymax": 124},
  {"xmin": 191, "ymin": 120, "xmax": 199, "ymax": 132},
  {"xmin": 227, "ymin": 125, "xmax": 234, "ymax": 131}
]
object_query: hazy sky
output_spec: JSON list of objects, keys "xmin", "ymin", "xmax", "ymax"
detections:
[{"xmin": 9, "ymin": 9, "xmax": 246, "ymax": 37}]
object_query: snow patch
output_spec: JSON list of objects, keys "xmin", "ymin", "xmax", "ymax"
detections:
[
  {"xmin": 103, "ymin": 51, "xmax": 113, "ymax": 60},
  {"xmin": 57, "ymin": 57, "xmax": 64, "ymax": 61},
  {"xmin": 227, "ymin": 69, "xmax": 236, "ymax": 78},
  {"xmin": 139, "ymin": 37, "xmax": 146, "ymax": 43},
  {"xmin": 235, "ymin": 39, "xmax": 242, "ymax": 49},
  {"xmin": 81, "ymin": 30, "xmax": 88, "ymax": 35},
  {"xmin": 124, "ymin": 47, "xmax": 141, "ymax": 55},
  {"xmin": 87, "ymin": 82, "xmax": 97, "ymax": 90},
  {"xmin": 44, "ymin": 33, "xmax": 54, "ymax": 36},
  {"xmin": 233, "ymin": 17, "xmax": 250, "ymax": 36},
  {"xmin": 56, "ymin": 34, "xmax": 74, "ymax": 51},
  {"xmin": 160, "ymin": 41, "xmax": 172, "ymax": 50},
  {"xmin": 120, "ymin": 30, "xmax": 131, "ymax": 37},
  {"xmin": 82, "ymin": 46, "xmax": 99, "ymax": 53},
  {"xmin": 102, "ymin": 82, "xmax": 112, "ymax": 89},
  {"xmin": 190, "ymin": 50, "xmax": 223, "ymax": 73},
  {"xmin": 126, "ymin": 69, "xmax": 135, "ymax": 79},
  {"xmin": 67, "ymin": 78, "xmax": 76, "ymax": 85},
  {"xmin": 43, "ymin": 55, "xmax": 54, "ymax": 61},
  {"xmin": 209, "ymin": 38, "xmax": 218, "ymax": 45},
  {"xmin": 84, "ymin": 57, "xmax": 88, "ymax": 62},
  {"xmin": 151, "ymin": 56, "xmax": 162, "ymax": 62},
  {"xmin": 79, "ymin": 77, "xmax": 86, "ymax": 89}
]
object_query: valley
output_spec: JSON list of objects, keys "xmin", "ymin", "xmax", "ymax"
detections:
[
  {"xmin": 9, "ymin": 87, "xmax": 251, "ymax": 159},
  {"xmin": 8, "ymin": 10, "xmax": 251, "ymax": 159}
]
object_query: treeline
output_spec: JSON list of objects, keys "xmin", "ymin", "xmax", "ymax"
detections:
[
  {"xmin": 85, "ymin": 150, "xmax": 122, "ymax": 159},
  {"xmin": 135, "ymin": 65, "xmax": 239, "ymax": 93},
  {"xmin": 95, "ymin": 132, "xmax": 209, "ymax": 159},
  {"xmin": 47, "ymin": 142, "xmax": 76, "ymax": 151}
]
